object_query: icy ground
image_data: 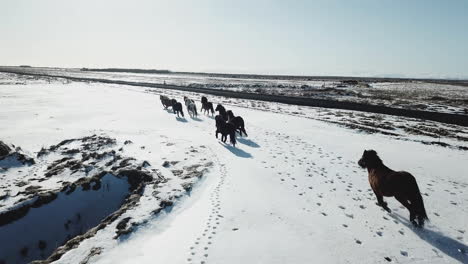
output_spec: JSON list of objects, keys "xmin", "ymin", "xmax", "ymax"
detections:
[{"xmin": 0, "ymin": 75, "xmax": 467, "ymax": 263}]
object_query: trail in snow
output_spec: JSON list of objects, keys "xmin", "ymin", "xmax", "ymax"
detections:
[{"xmin": 187, "ymin": 162, "xmax": 227, "ymax": 263}]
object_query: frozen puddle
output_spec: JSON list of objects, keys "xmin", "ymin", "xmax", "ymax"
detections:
[{"xmin": 0, "ymin": 173, "xmax": 130, "ymax": 264}]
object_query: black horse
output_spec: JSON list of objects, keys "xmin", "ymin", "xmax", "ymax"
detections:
[
  {"xmin": 226, "ymin": 110, "xmax": 235, "ymax": 120},
  {"xmin": 215, "ymin": 104, "xmax": 228, "ymax": 120},
  {"xmin": 172, "ymin": 100, "xmax": 184, "ymax": 118},
  {"xmin": 201, "ymin": 96, "xmax": 208, "ymax": 105},
  {"xmin": 226, "ymin": 110, "xmax": 247, "ymax": 137},
  {"xmin": 215, "ymin": 115, "xmax": 236, "ymax": 147},
  {"xmin": 160, "ymin": 95, "xmax": 172, "ymax": 109},
  {"xmin": 202, "ymin": 101, "xmax": 214, "ymax": 116}
]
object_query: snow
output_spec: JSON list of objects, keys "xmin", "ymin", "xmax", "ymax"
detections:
[{"xmin": 0, "ymin": 74, "xmax": 467, "ymax": 263}]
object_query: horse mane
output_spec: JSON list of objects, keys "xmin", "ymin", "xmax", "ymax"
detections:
[{"xmin": 364, "ymin": 150, "xmax": 384, "ymax": 168}]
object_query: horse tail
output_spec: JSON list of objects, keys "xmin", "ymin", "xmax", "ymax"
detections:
[
  {"xmin": 180, "ymin": 107, "xmax": 184, "ymax": 117},
  {"xmin": 411, "ymin": 176, "xmax": 428, "ymax": 221},
  {"xmin": 194, "ymin": 105, "xmax": 198, "ymax": 116},
  {"xmin": 241, "ymin": 126, "xmax": 248, "ymax": 137},
  {"xmin": 239, "ymin": 118, "xmax": 247, "ymax": 136}
]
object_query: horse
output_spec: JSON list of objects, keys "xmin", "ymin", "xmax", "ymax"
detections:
[
  {"xmin": 215, "ymin": 115, "xmax": 236, "ymax": 147},
  {"xmin": 202, "ymin": 101, "xmax": 214, "ymax": 116},
  {"xmin": 184, "ymin": 97, "xmax": 198, "ymax": 118},
  {"xmin": 172, "ymin": 100, "xmax": 184, "ymax": 118},
  {"xmin": 215, "ymin": 104, "xmax": 228, "ymax": 120},
  {"xmin": 187, "ymin": 102, "xmax": 197, "ymax": 118},
  {"xmin": 226, "ymin": 110, "xmax": 235, "ymax": 120},
  {"xmin": 184, "ymin": 96, "xmax": 195, "ymax": 106},
  {"xmin": 358, "ymin": 150, "xmax": 428, "ymax": 227},
  {"xmin": 160, "ymin": 95, "xmax": 172, "ymax": 109},
  {"xmin": 229, "ymin": 116, "xmax": 247, "ymax": 137},
  {"xmin": 226, "ymin": 110, "xmax": 247, "ymax": 137},
  {"xmin": 201, "ymin": 96, "xmax": 208, "ymax": 105}
]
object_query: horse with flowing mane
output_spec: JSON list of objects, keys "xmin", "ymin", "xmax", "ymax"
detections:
[
  {"xmin": 358, "ymin": 150, "xmax": 428, "ymax": 227},
  {"xmin": 184, "ymin": 96, "xmax": 197, "ymax": 118},
  {"xmin": 226, "ymin": 110, "xmax": 247, "ymax": 137},
  {"xmin": 201, "ymin": 98, "xmax": 214, "ymax": 116},
  {"xmin": 160, "ymin": 95, "xmax": 172, "ymax": 109},
  {"xmin": 215, "ymin": 115, "xmax": 236, "ymax": 147}
]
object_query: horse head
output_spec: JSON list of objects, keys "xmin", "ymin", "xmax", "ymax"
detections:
[
  {"xmin": 215, "ymin": 104, "xmax": 225, "ymax": 113},
  {"xmin": 358, "ymin": 149, "xmax": 382, "ymax": 168}
]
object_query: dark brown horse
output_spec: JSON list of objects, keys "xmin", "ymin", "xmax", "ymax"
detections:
[
  {"xmin": 202, "ymin": 101, "xmax": 214, "ymax": 116},
  {"xmin": 215, "ymin": 115, "xmax": 236, "ymax": 147},
  {"xmin": 201, "ymin": 96, "xmax": 208, "ymax": 105},
  {"xmin": 160, "ymin": 95, "xmax": 172, "ymax": 109},
  {"xmin": 358, "ymin": 150, "xmax": 428, "ymax": 227},
  {"xmin": 226, "ymin": 110, "xmax": 247, "ymax": 137},
  {"xmin": 215, "ymin": 104, "xmax": 228, "ymax": 120},
  {"xmin": 172, "ymin": 100, "xmax": 184, "ymax": 118}
]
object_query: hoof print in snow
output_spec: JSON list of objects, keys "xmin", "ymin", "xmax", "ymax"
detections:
[
  {"xmin": 162, "ymin": 160, "xmax": 179, "ymax": 168},
  {"xmin": 171, "ymin": 169, "xmax": 184, "ymax": 176},
  {"xmin": 384, "ymin": 257, "xmax": 392, "ymax": 262}
]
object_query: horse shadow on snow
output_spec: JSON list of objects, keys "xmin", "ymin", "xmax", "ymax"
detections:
[
  {"xmin": 237, "ymin": 137, "xmax": 260, "ymax": 148},
  {"xmin": 392, "ymin": 213, "xmax": 468, "ymax": 263},
  {"xmin": 176, "ymin": 117, "xmax": 188, "ymax": 123},
  {"xmin": 218, "ymin": 142, "xmax": 252, "ymax": 158}
]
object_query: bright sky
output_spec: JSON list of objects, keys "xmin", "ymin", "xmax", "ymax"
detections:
[{"xmin": 1, "ymin": 0, "xmax": 467, "ymax": 78}]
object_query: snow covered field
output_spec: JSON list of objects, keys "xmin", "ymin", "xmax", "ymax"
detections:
[
  {"xmin": 1, "ymin": 67, "xmax": 467, "ymax": 115},
  {"xmin": 0, "ymin": 74, "xmax": 467, "ymax": 264}
]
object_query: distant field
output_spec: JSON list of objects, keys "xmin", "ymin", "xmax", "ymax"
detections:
[{"xmin": 1, "ymin": 66, "xmax": 467, "ymax": 124}]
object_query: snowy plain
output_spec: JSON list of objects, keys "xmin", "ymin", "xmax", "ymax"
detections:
[{"xmin": 0, "ymin": 73, "xmax": 467, "ymax": 264}]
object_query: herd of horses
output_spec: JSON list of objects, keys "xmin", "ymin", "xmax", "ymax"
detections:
[
  {"xmin": 160, "ymin": 95, "xmax": 247, "ymax": 147},
  {"xmin": 159, "ymin": 94, "xmax": 429, "ymax": 228}
]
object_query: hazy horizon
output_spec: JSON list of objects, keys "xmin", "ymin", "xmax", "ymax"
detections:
[{"xmin": 1, "ymin": 0, "xmax": 467, "ymax": 79}]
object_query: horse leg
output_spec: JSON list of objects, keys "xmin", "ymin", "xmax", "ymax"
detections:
[
  {"xmin": 374, "ymin": 193, "xmax": 391, "ymax": 213},
  {"xmin": 231, "ymin": 132, "xmax": 236, "ymax": 147},
  {"xmin": 395, "ymin": 196, "xmax": 417, "ymax": 226}
]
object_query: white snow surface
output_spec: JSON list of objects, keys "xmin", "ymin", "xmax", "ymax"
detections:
[{"xmin": 0, "ymin": 76, "xmax": 467, "ymax": 264}]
